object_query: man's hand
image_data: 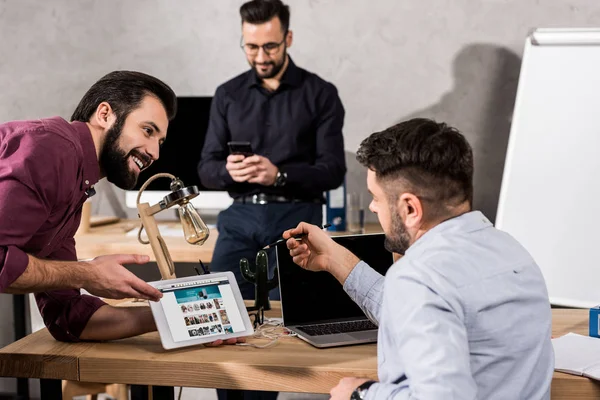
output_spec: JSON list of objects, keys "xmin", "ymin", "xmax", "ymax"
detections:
[
  {"xmin": 330, "ymin": 377, "xmax": 372, "ymax": 400},
  {"xmin": 226, "ymin": 154, "xmax": 255, "ymax": 183},
  {"xmin": 283, "ymin": 222, "xmax": 335, "ymax": 272},
  {"xmin": 83, "ymin": 254, "xmax": 162, "ymax": 301},
  {"xmin": 283, "ymin": 222, "xmax": 360, "ymax": 284},
  {"xmin": 225, "ymin": 154, "xmax": 278, "ymax": 185},
  {"xmin": 243, "ymin": 155, "xmax": 278, "ymax": 186}
]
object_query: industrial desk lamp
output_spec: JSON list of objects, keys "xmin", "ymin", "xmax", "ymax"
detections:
[{"xmin": 135, "ymin": 173, "xmax": 210, "ymax": 280}]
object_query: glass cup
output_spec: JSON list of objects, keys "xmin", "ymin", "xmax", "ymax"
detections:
[{"xmin": 347, "ymin": 193, "xmax": 365, "ymax": 234}]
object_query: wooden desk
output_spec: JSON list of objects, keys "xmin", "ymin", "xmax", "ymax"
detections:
[
  {"xmin": 1, "ymin": 302, "xmax": 376, "ymax": 397},
  {"xmin": 74, "ymin": 220, "xmax": 384, "ymax": 264},
  {"xmin": 75, "ymin": 220, "xmax": 219, "ymax": 263},
  {"xmin": 551, "ymin": 309, "xmax": 600, "ymax": 399},
  {"xmin": 0, "ymin": 306, "xmax": 597, "ymax": 398}
]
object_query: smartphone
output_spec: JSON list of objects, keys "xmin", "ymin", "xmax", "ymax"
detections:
[{"xmin": 227, "ymin": 141, "xmax": 254, "ymax": 157}]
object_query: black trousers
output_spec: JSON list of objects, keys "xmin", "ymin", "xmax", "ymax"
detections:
[{"xmin": 211, "ymin": 202, "xmax": 322, "ymax": 400}]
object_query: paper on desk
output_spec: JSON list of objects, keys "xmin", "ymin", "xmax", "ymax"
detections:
[{"xmin": 552, "ymin": 332, "xmax": 600, "ymax": 380}]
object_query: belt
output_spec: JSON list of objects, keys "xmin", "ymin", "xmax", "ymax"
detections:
[{"xmin": 233, "ymin": 193, "xmax": 324, "ymax": 205}]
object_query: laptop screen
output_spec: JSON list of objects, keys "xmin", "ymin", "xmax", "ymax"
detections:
[{"xmin": 276, "ymin": 233, "xmax": 393, "ymax": 326}]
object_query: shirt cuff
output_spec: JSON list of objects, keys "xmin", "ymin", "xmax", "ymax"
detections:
[
  {"xmin": 220, "ymin": 163, "xmax": 235, "ymax": 186},
  {"xmin": 68, "ymin": 294, "xmax": 107, "ymax": 340},
  {"xmin": 0, "ymin": 245, "xmax": 29, "ymax": 292},
  {"xmin": 281, "ymin": 164, "xmax": 300, "ymax": 185},
  {"xmin": 364, "ymin": 382, "xmax": 380, "ymax": 400},
  {"xmin": 35, "ymin": 291, "xmax": 107, "ymax": 342},
  {"xmin": 365, "ymin": 382, "xmax": 409, "ymax": 400}
]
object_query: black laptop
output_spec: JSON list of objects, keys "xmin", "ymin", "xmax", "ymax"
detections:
[{"xmin": 276, "ymin": 233, "xmax": 393, "ymax": 348}]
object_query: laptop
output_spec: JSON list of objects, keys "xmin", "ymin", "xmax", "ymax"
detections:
[{"xmin": 276, "ymin": 233, "xmax": 393, "ymax": 348}]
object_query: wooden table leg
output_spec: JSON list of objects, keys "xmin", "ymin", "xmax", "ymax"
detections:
[
  {"xmin": 106, "ymin": 383, "xmax": 130, "ymax": 400},
  {"xmin": 13, "ymin": 294, "xmax": 29, "ymax": 399}
]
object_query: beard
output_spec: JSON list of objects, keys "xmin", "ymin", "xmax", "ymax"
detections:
[
  {"xmin": 99, "ymin": 119, "xmax": 138, "ymax": 190},
  {"xmin": 384, "ymin": 210, "xmax": 411, "ymax": 255},
  {"xmin": 252, "ymin": 48, "xmax": 287, "ymax": 79}
]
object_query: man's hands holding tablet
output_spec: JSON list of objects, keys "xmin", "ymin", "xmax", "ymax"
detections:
[{"xmin": 147, "ymin": 272, "xmax": 255, "ymax": 350}]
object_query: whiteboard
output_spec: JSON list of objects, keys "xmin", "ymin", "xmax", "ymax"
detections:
[{"xmin": 496, "ymin": 29, "xmax": 600, "ymax": 308}]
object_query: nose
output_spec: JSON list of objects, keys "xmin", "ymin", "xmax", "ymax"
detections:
[
  {"xmin": 147, "ymin": 140, "xmax": 160, "ymax": 162},
  {"xmin": 255, "ymin": 47, "xmax": 269, "ymax": 63},
  {"xmin": 369, "ymin": 201, "xmax": 375, "ymax": 213}
]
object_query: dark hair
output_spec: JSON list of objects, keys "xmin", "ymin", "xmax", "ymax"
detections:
[
  {"xmin": 70, "ymin": 71, "xmax": 177, "ymax": 123},
  {"xmin": 240, "ymin": 0, "xmax": 290, "ymax": 32},
  {"xmin": 357, "ymin": 118, "xmax": 474, "ymax": 219}
]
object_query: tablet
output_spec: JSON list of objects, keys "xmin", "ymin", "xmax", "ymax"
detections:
[{"xmin": 148, "ymin": 272, "xmax": 254, "ymax": 350}]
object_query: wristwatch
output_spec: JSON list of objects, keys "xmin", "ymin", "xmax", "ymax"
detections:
[
  {"xmin": 350, "ymin": 380, "xmax": 376, "ymax": 400},
  {"xmin": 273, "ymin": 169, "xmax": 287, "ymax": 187}
]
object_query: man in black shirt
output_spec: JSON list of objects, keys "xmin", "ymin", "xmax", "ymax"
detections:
[{"xmin": 199, "ymin": 0, "xmax": 346, "ymax": 307}]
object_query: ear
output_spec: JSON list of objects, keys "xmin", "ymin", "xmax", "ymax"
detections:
[
  {"xmin": 397, "ymin": 192, "xmax": 424, "ymax": 230},
  {"xmin": 93, "ymin": 101, "xmax": 116, "ymax": 129},
  {"xmin": 286, "ymin": 30, "xmax": 293, "ymax": 48}
]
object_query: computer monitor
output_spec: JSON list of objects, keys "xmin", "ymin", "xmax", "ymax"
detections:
[
  {"xmin": 276, "ymin": 233, "xmax": 393, "ymax": 326},
  {"xmin": 125, "ymin": 96, "xmax": 232, "ymax": 213}
]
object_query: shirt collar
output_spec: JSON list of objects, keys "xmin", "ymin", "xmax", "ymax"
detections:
[
  {"xmin": 405, "ymin": 211, "xmax": 492, "ymax": 256},
  {"xmin": 72, "ymin": 121, "xmax": 100, "ymax": 196},
  {"xmin": 247, "ymin": 56, "xmax": 302, "ymax": 89}
]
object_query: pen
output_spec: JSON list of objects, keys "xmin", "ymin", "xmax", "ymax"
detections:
[{"xmin": 262, "ymin": 224, "xmax": 331, "ymax": 249}]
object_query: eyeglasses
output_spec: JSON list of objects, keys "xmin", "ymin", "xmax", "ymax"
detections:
[{"xmin": 240, "ymin": 32, "xmax": 287, "ymax": 56}]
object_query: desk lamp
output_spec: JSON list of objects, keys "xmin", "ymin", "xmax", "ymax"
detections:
[{"xmin": 136, "ymin": 173, "xmax": 210, "ymax": 280}]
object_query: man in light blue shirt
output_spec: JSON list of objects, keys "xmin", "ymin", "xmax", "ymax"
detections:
[{"xmin": 284, "ymin": 118, "xmax": 553, "ymax": 399}]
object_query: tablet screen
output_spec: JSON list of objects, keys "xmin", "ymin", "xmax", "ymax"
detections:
[{"xmin": 155, "ymin": 275, "xmax": 247, "ymax": 342}]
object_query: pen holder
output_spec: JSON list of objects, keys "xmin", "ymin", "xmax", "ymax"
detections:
[{"xmin": 240, "ymin": 250, "xmax": 278, "ymax": 312}]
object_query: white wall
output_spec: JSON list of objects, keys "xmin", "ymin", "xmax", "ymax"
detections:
[{"xmin": 2, "ymin": 0, "xmax": 600, "ymax": 394}]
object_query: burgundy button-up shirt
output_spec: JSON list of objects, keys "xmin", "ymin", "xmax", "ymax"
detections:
[{"xmin": 0, "ymin": 117, "xmax": 106, "ymax": 341}]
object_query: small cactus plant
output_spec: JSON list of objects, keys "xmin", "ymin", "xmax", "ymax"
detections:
[{"xmin": 240, "ymin": 250, "xmax": 278, "ymax": 311}]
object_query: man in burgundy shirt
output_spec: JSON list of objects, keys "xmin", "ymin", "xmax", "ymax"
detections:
[{"xmin": 0, "ymin": 71, "xmax": 185, "ymax": 343}]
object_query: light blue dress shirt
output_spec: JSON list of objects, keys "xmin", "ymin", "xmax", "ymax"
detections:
[{"xmin": 344, "ymin": 211, "xmax": 553, "ymax": 399}]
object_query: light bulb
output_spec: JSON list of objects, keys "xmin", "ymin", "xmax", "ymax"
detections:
[{"xmin": 178, "ymin": 201, "xmax": 210, "ymax": 245}]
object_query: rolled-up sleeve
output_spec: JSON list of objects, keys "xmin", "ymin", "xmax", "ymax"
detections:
[
  {"xmin": 0, "ymin": 246, "xmax": 30, "ymax": 292},
  {"xmin": 35, "ymin": 237, "xmax": 106, "ymax": 342}
]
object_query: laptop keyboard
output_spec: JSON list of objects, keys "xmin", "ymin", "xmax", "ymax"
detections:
[{"xmin": 297, "ymin": 319, "xmax": 377, "ymax": 336}]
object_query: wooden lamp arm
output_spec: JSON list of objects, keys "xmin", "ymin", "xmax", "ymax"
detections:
[{"xmin": 137, "ymin": 202, "xmax": 176, "ymax": 280}]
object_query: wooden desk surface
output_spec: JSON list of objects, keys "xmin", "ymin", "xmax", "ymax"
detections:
[
  {"xmin": 1, "ymin": 305, "xmax": 598, "ymax": 396},
  {"xmin": 74, "ymin": 220, "xmax": 218, "ymax": 263},
  {"xmin": 0, "ymin": 301, "xmax": 376, "ymax": 393},
  {"xmin": 550, "ymin": 309, "xmax": 600, "ymax": 399},
  {"xmin": 74, "ymin": 220, "xmax": 383, "ymax": 264}
]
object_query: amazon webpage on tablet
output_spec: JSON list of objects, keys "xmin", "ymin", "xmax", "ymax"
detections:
[{"xmin": 157, "ymin": 276, "xmax": 246, "ymax": 342}]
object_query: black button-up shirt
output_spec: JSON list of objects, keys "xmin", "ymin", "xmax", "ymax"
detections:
[{"xmin": 198, "ymin": 57, "xmax": 346, "ymax": 200}]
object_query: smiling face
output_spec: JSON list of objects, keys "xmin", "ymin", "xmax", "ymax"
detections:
[
  {"xmin": 242, "ymin": 17, "xmax": 291, "ymax": 79},
  {"xmin": 99, "ymin": 95, "xmax": 168, "ymax": 189}
]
